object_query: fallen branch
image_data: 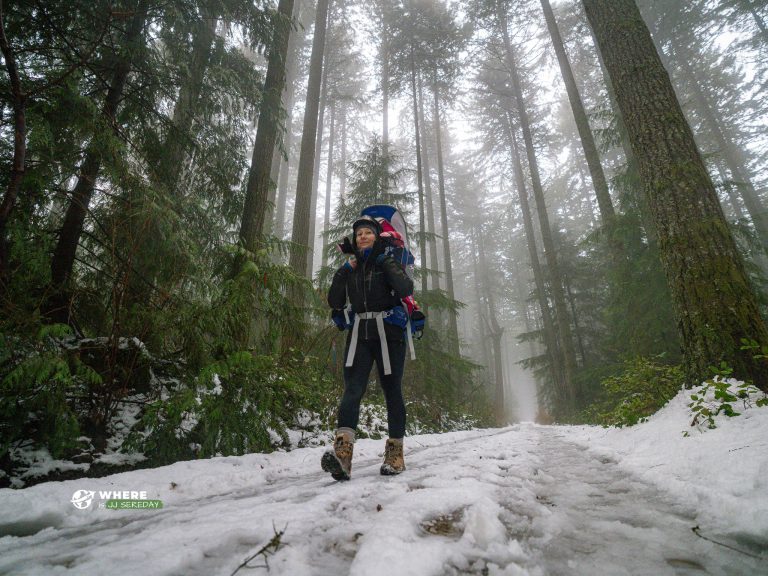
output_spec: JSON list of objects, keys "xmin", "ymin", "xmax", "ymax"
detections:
[
  {"xmin": 231, "ymin": 523, "xmax": 287, "ymax": 575},
  {"xmin": 728, "ymin": 443, "xmax": 766, "ymax": 453},
  {"xmin": 691, "ymin": 525, "xmax": 763, "ymax": 560}
]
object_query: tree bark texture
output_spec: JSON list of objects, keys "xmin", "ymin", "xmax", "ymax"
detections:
[
  {"xmin": 583, "ymin": 0, "xmax": 768, "ymax": 389},
  {"xmin": 540, "ymin": 0, "xmax": 615, "ymax": 225},
  {"xmin": 47, "ymin": 1, "xmax": 149, "ymax": 324},
  {"xmin": 239, "ymin": 0, "xmax": 295, "ymax": 254},
  {"xmin": 590, "ymin": 23, "xmax": 656, "ymax": 240},
  {"xmin": 289, "ymin": 0, "xmax": 331, "ymax": 284},
  {"xmin": 497, "ymin": 0, "xmax": 577, "ymax": 406}
]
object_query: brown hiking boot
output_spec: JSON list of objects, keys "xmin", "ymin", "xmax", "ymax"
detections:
[
  {"xmin": 321, "ymin": 428, "xmax": 354, "ymax": 481},
  {"xmin": 380, "ymin": 438, "xmax": 405, "ymax": 475}
]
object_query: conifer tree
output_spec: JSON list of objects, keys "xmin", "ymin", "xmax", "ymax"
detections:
[
  {"xmin": 239, "ymin": 0, "xmax": 295, "ymax": 256},
  {"xmin": 539, "ymin": 0, "xmax": 615, "ymax": 225},
  {"xmin": 496, "ymin": 0, "xmax": 578, "ymax": 408},
  {"xmin": 289, "ymin": 0, "xmax": 331, "ymax": 290},
  {"xmin": 583, "ymin": 0, "xmax": 768, "ymax": 389},
  {"xmin": 46, "ymin": 0, "xmax": 150, "ymax": 324}
]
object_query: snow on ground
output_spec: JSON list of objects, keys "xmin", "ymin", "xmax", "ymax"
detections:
[{"xmin": 0, "ymin": 385, "xmax": 767, "ymax": 576}]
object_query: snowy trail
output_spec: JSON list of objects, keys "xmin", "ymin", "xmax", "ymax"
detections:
[{"xmin": 1, "ymin": 424, "xmax": 766, "ymax": 576}]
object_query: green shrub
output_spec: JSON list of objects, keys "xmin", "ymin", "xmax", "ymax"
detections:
[
  {"xmin": 582, "ymin": 357, "xmax": 685, "ymax": 427},
  {"xmin": 124, "ymin": 349, "xmax": 337, "ymax": 463},
  {"xmin": 688, "ymin": 362, "xmax": 768, "ymax": 431},
  {"xmin": 0, "ymin": 325, "xmax": 95, "ymax": 459}
]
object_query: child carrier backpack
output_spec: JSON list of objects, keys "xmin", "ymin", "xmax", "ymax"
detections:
[{"xmin": 332, "ymin": 205, "xmax": 426, "ymax": 371}]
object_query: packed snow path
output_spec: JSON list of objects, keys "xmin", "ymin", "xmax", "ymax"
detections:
[{"xmin": 1, "ymin": 424, "xmax": 765, "ymax": 575}]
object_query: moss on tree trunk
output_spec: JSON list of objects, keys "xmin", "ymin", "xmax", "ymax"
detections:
[{"xmin": 583, "ymin": 0, "xmax": 768, "ymax": 389}]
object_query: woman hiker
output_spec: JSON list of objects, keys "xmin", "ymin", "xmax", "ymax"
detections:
[{"xmin": 322, "ymin": 215, "xmax": 414, "ymax": 481}]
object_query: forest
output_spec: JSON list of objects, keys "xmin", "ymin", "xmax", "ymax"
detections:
[{"xmin": 1, "ymin": 0, "xmax": 767, "ymax": 485}]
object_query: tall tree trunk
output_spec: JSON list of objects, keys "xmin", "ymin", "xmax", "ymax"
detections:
[
  {"xmin": 307, "ymin": 64, "xmax": 329, "ymax": 277},
  {"xmin": 409, "ymin": 45, "xmax": 428, "ymax": 295},
  {"xmin": 540, "ymin": 0, "xmax": 615, "ymax": 225},
  {"xmin": 745, "ymin": 0, "xmax": 768, "ymax": 40},
  {"xmin": 381, "ymin": 30, "xmax": 390, "ymax": 153},
  {"xmin": 562, "ymin": 261, "xmax": 588, "ymax": 366},
  {"xmin": 583, "ymin": 0, "xmax": 768, "ymax": 389},
  {"xmin": 158, "ymin": 15, "xmax": 216, "ymax": 193},
  {"xmin": 469, "ymin": 225, "xmax": 494, "ymax": 408},
  {"xmin": 589, "ymin": 22, "xmax": 656, "ymax": 240},
  {"xmin": 715, "ymin": 163, "xmax": 746, "ymax": 220},
  {"xmin": 272, "ymin": 2, "xmax": 304, "ymax": 240},
  {"xmin": 46, "ymin": 1, "xmax": 149, "ymax": 324},
  {"xmin": 288, "ymin": 0, "xmax": 331, "ymax": 286},
  {"xmin": 124, "ymin": 11, "xmax": 216, "ymax": 308},
  {"xmin": 475, "ymin": 223, "xmax": 505, "ymax": 424},
  {"xmin": 432, "ymin": 85, "xmax": 459, "ymax": 350},
  {"xmin": 238, "ymin": 0, "xmax": 295, "ymax": 258},
  {"xmin": 497, "ymin": 0, "xmax": 577, "ymax": 407},
  {"xmin": 322, "ymin": 102, "xmax": 336, "ymax": 268},
  {"xmin": 417, "ymin": 74, "xmax": 440, "ymax": 290},
  {"xmin": 266, "ymin": 140, "xmax": 282, "ymax": 231},
  {"xmin": 0, "ymin": 6, "xmax": 26, "ymax": 289},
  {"xmin": 273, "ymin": 129, "xmax": 292, "ymax": 239},
  {"xmin": 504, "ymin": 110, "xmax": 566, "ymax": 407},
  {"xmin": 575, "ymin": 162, "xmax": 599, "ymax": 227},
  {"xmin": 339, "ymin": 103, "xmax": 347, "ymax": 201}
]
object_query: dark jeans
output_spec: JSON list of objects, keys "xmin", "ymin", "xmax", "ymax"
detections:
[{"xmin": 338, "ymin": 337, "xmax": 406, "ymax": 439}]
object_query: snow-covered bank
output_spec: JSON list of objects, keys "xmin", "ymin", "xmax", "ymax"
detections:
[
  {"xmin": 0, "ymin": 386, "xmax": 766, "ymax": 575},
  {"xmin": 567, "ymin": 382, "xmax": 768, "ymax": 541}
]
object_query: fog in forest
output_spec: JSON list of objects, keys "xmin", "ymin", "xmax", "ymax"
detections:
[{"xmin": 1, "ymin": 0, "xmax": 767, "ymax": 477}]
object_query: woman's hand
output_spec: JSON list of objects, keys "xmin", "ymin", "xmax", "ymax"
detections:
[{"xmin": 344, "ymin": 255, "xmax": 357, "ymax": 271}]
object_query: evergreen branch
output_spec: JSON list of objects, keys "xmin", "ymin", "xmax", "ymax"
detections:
[
  {"xmin": 27, "ymin": 5, "xmax": 113, "ymax": 98},
  {"xmin": 76, "ymin": 229, "xmax": 175, "ymax": 311},
  {"xmin": 31, "ymin": 0, "xmax": 115, "ymax": 93},
  {"xmin": 0, "ymin": 0, "xmax": 26, "ymax": 239},
  {"xmin": 0, "ymin": 1, "xmax": 23, "ymax": 104}
]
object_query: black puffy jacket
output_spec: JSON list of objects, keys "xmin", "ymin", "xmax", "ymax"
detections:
[{"xmin": 327, "ymin": 241, "xmax": 414, "ymax": 341}]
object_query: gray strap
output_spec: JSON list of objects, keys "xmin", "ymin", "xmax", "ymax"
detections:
[
  {"xmin": 345, "ymin": 314, "xmax": 361, "ymax": 368},
  {"xmin": 406, "ymin": 316, "xmax": 416, "ymax": 360},
  {"xmin": 376, "ymin": 315, "xmax": 391, "ymax": 375},
  {"xmin": 345, "ymin": 311, "xmax": 392, "ymax": 375}
]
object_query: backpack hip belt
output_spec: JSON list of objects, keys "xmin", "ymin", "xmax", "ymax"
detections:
[{"xmin": 345, "ymin": 309, "xmax": 416, "ymax": 375}]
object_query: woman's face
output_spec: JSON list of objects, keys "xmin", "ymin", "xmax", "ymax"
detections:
[{"xmin": 355, "ymin": 226, "xmax": 376, "ymax": 250}]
